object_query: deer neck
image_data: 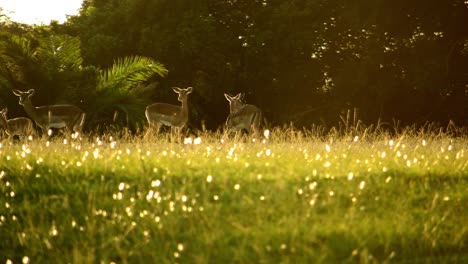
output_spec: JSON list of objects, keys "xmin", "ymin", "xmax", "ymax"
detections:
[
  {"xmin": 22, "ymin": 97, "xmax": 42, "ymax": 122},
  {"xmin": 230, "ymin": 101, "xmax": 244, "ymax": 113},
  {"xmin": 180, "ymin": 98, "xmax": 189, "ymax": 117}
]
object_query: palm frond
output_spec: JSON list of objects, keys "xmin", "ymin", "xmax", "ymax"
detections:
[
  {"xmin": 97, "ymin": 55, "xmax": 168, "ymax": 92},
  {"xmin": 0, "ymin": 35, "xmax": 35, "ymax": 63},
  {"xmin": 35, "ymin": 35, "xmax": 83, "ymax": 72},
  {"xmin": 0, "ymin": 35, "xmax": 36, "ymax": 85}
]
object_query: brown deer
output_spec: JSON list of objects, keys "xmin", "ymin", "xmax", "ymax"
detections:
[
  {"xmin": 224, "ymin": 93, "xmax": 262, "ymax": 136},
  {"xmin": 145, "ymin": 87, "xmax": 193, "ymax": 138},
  {"xmin": 0, "ymin": 107, "xmax": 34, "ymax": 139},
  {"xmin": 12, "ymin": 89, "xmax": 86, "ymax": 136}
]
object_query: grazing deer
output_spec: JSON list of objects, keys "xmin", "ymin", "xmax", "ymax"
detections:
[
  {"xmin": 145, "ymin": 87, "xmax": 193, "ymax": 138},
  {"xmin": 12, "ymin": 89, "xmax": 86, "ymax": 136},
  {"xmin": 0, "ymin": 107, "xmax": 34, "ymax": 139},
  {"xmin": 224, "ymin": 93, "xmax": 262, "ymax": 136}
]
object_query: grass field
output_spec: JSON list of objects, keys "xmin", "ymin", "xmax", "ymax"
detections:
[{"xmin": 0, "ymin": 127, "xmax": 467, "ymax": 263}]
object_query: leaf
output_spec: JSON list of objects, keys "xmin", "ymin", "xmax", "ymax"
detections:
[
  {"xmin": 86, "ymin": 56, "xmax": 168, "ymax": 128},
  {"xmin": 35, "ymin": 35, "xmax": 83, "ymax": 72},
  {"xmin": 97, "ymin": 55, "xmax": 167, "ymax": 92}
]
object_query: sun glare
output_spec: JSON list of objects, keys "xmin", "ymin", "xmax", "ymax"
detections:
[{"xmin": 1, "ymin": 0, "xmax": 84, "ymax": 25}]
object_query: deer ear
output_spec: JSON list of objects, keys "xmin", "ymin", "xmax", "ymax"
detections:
[
  {"xmin": 12, "ymin": 89, "xmax": 21, "ymax": 96},
  {"xmin": 1, "ymin": 107, "xmax": 6, "ymax": 114},
  {"xmin": 186, "ymin": 87, "xmax": 193, "ymax": 93},
  {"xmin": 172, "ymin": 87, "xmax": 181, "ymax": 93},
  {"xmin": 28, "ymin": 89, "xmax": 35, "ymax": 96},
  {"xmin": 224, "ymin": 93, "xmax": 232, "ymax": 101},
  {"xmin": 239, "ymin": 93, "xmax": 245, "ymax": 101}
]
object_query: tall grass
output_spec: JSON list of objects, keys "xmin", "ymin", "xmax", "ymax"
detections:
[{"xmin": 0, "ymin": 125, "xmax": 466, "ymax": 263}]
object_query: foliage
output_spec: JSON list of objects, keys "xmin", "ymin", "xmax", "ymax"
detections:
[
  {"xmin": 0, "ymin": 35, "xmax": 36, "ymax": 90},
  {"xmin": 61, "ymin": 0, "xmax": 467, "ymax": 129},
  {"xmin": 35, "ymin": 35, "xmax": 83, "ymax": 72},
  {"xmin": 85, "ymin": 56, "xmax": 167, "ymax": 129},
  {"xmin": 0, "ymin": 33, "xmax": 92, "ymax": 115},
  {"xmin": 1, "ymin": 0, "xmax": 467, "ymax": 131},
  {"xmin": 0, "ymin": 28, "xmax": 168, "ymax": 131},
  {"xmin": 97, "ymin": 56, "xmax": 167, "ymax": 92},
  {"xmin": 0, "ymin": 129, "xmax": 466, "ymax": 262}
]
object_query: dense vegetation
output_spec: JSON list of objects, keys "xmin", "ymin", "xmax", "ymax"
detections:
[
  {"xmin": 0, "ymin": 2, "xmax": 466, "ymax": 263},
  {"xmin": 0, "ymin": 128, "xmax": 467, "ymax": 263},
  {"xmin": 1, "ymin": 0, "xmax": 467, "ymax": 132}
]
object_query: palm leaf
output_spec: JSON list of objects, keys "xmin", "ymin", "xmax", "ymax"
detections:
[
  {"xmin": 86, "ymin": 56, "xmax": 167, "ymax": 128},
  {"xmin": 0, "ymin": 35, "xmax": 36, "ymax": 84},
  {"xmin": 97, "ymin": 55, "xmax": 167, "ymax": 92},
  {"xmin": 0, "ymin": 35, "xmax": 35, "ymax": 63},
  {"xmin": 35, "ymin": 35, "xmax": 83, "ymax": 72}
]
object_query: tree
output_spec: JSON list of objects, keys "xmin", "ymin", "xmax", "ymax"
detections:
[
  {"xmin": 0, "ymin": 32, "xmax": 96, "ymax": 119},
  {"xmin": 84, "ymin": 55, "xmax": 168, "ymax": 130},
  {"xmin": 50, "ymin": 0, "xmax": 468, "ymax": 128},
  {"xmin": 0, "ymin": 30, "xmax": 168, "ymax": 132}
]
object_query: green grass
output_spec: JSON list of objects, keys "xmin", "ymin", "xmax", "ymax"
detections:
[{"xmin": 0, "ymin": 128, "xmax": 467, "ymax": 263}]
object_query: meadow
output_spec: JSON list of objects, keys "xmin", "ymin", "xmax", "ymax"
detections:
[{"xmin": 0, "ymin": 126, "xmax": 467, "ymax": 263}]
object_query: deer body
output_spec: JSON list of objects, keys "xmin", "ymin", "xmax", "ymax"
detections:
[
  {"xmin": 224, "ymin": 93, "xmax": 262, "ymax": 135},
  {"xmin": 12, "ymin": 89, "xmax": 86, "ymax": 135},
  {"xmin": 0, "ymin": 108, "xmax": 34, "ymax": 138},
  {"xmin": 145, "ymin": 87, "xmax": 192, "ymax": 136}
]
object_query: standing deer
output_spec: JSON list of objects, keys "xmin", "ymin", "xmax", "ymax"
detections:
[
  {"xmin": 12, "ymin": 89, "xmax": 86, "ymax": 136},
  {"xmin": 224, "ymin": 93, "xmax": 262, "ymax": 136},
  {"xmin": 145, "ymin": 87, "xmax": 193, "ymax": 139},
  {"xmin": 0, "ymin": 107, "xmax": 34, "ymax": 139}
]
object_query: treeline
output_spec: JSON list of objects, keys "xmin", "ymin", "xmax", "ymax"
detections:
[{"xmin": 1, "ymin": 0, "xmax": 467, "ymax": 132}]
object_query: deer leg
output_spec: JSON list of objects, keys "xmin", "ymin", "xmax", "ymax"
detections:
[
  {"xmin": 26, "ymin": 123, "xmax": 34, "ymax": 139},
  {"xmin": 72, "ymin": 121, "xmax": 80, "ymax": 134},
  {"xmin": 63, "ymin": 123, "xmax": 72, "ymax": 136},
  {"xmin": 252, "ymin": 112, "xmax": 262, "ymax": 138},
  {"xmin": 145, "ymin": 122, "xmax": 162, "ymax": 140},
  {"xmin": 169, "ymin": 127, "xmax": 174, "ymax": 142},
  {"xmin": 155, "ymin": 123, "xmax": 162, "ymax": 136},
  {"xmin": 176, "ymin": 126, "xmax": 184, "ymax": 141},
  {"xmin": 144, "ymin": 122, "xmax": 152, "ymax": 139},
  {"xmin": 70, "ymin": 122, "xmax": 82, "ymax": 139},
  {"xmin": 41, "ymin": 126, "xmax": 49, "ymax": 138},
  {"xmin": 74, "ymin": 113, "xmax": 86, "ymax": 134},
  {"xmin": 153, "ymin": 123, "xmax": 162, "ymax": 141},
  {"xmin": 3, "ymin": 130, "xmax": 13, "ymax": 142},
  {"xmin": 170, "ymin": 127, "xmax": 177, "ymax": 143},
  {"xmin": 232, "ymin": 128, "xmax": 241, "ymax": 142},
  {"xmin": 221, "ymin": 126, "xmax": 229, "ymax": 143},
  {"xmin": 250, "ymin": 124, "xmax": 259, "ymax": 138}
]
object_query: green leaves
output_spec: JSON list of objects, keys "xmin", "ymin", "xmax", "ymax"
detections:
[
  {"xmin": 86, "ymin": 56, "xmax": 168, "ymax": 129},
  {"xmin": 97, "ymin": 56, "xmax": 167, "ymax": 92},
  {"xmin": 0, "ymin": 35, "xmax": 35, "ymax": 86},
  {"xmin": 0, "ymin": 33, "xmax": 87, "ymax": 102},
  {"xmin": 0, "ymin": 30, "xmax": 169, "ymax": 131},
  {"xmin": 35, "ymin": 35, "xmax": 83, "ymax": 72}
]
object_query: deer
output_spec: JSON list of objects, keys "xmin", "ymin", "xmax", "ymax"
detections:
[
  {"xmin": 12, "ymin": 89, "xmax": 86, "ymax": 137},
  {"xmin": 0, "ymin": 107, "xmax": 34, "ymax": 139},
  {"xmin": 224, "ymin": 93, "xmax": 262, "ymax": 137},
  {"xmin": 145, "ymin": 87, "xmax": 193, "ymax": 139}
]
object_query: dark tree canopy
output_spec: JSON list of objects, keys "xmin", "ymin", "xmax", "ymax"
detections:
[{"xmin": 1, "ymin": 0, "xmax": 467, "ymax": 131}]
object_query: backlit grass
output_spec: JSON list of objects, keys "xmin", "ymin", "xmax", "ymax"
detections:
[{"xmin": 0, "ymin": 127, "xmax": 467, "ymax": 263}]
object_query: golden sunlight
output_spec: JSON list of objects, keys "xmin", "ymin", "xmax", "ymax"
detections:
[{"xmin": 1, "ymin": 0, "xmax": 83, "ymax": 25}]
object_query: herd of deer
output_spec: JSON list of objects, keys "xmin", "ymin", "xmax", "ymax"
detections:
[{"xmin": 0, "ymin": 87, "xmax": 262, "ymax": 140}]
